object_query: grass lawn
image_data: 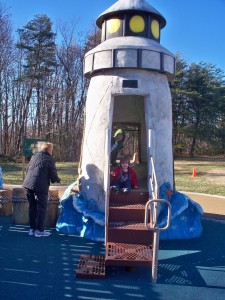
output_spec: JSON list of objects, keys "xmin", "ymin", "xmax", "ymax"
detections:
[
  {"xmin": 174, "ymin": 157, "xmax": 225, "ymax": 196},
  {"xmin": 1, "ymin": 158, "xmax": 225, "ymax": 196},
  {"xmin": 0, "ymin": 162, "xmax": 79, "ymax": 186}
]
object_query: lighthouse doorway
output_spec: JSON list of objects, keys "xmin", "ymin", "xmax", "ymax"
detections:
[
  {"xmin": 112, "ymin": 95, "xmax": 147, "ymax": 187},
  {"xmin": 112, "ymin": 95, "xmax": 147, "ymax": 163}
]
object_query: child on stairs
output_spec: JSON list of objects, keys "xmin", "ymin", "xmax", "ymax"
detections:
[{"xmin": 110, "ymin": 156, "xmax": 139, "ymax": 194}]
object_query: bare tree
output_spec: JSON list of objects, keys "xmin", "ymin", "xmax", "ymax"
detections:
[{"xmin": 0, "ymin": 4, "xmax": 14, "ymax": 155}]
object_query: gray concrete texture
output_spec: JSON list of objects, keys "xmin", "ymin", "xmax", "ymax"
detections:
[{"xmin": 80, "ymin": 69, "xmax": 174, "ymax": 212}]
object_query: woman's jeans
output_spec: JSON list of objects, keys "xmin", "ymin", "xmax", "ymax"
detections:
[{"xmin": 25, "ymin": 189, "xmax": 48, "ymax": 231}]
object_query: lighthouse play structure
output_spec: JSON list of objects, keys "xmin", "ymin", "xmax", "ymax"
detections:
[
  {"xmin": 80, "ymin": 0, "xmax": 175, "ymax": 209},
  {"xmin": 57, "ymin": 0, "xmax": 203, "ymax": 282},
  {"xmin": 76, "ymin": 0, "xmax": 175, "ymax": 282}
]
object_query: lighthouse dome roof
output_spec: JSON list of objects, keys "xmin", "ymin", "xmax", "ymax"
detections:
[{"xmin": 96, "ymin": 0, "xmax": 166, "ymax": 28}]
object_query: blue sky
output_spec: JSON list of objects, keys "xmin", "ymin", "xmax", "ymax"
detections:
[{"xmin": 3, "ymin": 0, "xmax": 225, "ymax": 71}]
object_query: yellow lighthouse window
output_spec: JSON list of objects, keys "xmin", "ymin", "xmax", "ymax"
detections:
[
  {"xmin": 129, "ymin": 15, "xmax": 145, "ymax": 33},
  {"xmin": 151, "ymin": 19, "xmax": 159, "ymax": 39},
  {"xmin": 108, "ymin": 18, "xmax": 121, "ymax": 34}
]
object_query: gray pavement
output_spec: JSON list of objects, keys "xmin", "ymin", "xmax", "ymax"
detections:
[
  {"xmin": 1, "ymin": 184, "xmax": 225, "ymax": 299},
  {"xmin": 0, "ymin": 216, "xmax": 225, "ymax": 300}
]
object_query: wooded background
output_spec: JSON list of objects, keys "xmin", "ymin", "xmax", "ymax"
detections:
[{"xmin": 0, "ymin": 5, "xmax": 225, "ymax": 161}]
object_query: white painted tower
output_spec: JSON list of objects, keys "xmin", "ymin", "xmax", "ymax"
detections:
[{"xmin": 80, "ymin": 0, "xmax": 176, "ymax": 213}]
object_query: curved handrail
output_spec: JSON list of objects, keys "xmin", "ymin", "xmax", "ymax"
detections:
[
  {"xmin": 147, "ymin": 129, "xmax": 172, "ymax": 284},
  {"xmin": 149, "ymin": 156, "xmax": 158, "ymax": 200},
  {"xmin": 145, "ymin": 199, "xmax": 172, "ymax": 231}
]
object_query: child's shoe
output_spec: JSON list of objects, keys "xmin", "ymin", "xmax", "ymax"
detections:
[
  {"xmin": 121, "ymin": 188, "xmax": 129, "ymax": 194},
  {"xmin": 110, "ymin": 186, "xmax": 119, "ymax": 193}
]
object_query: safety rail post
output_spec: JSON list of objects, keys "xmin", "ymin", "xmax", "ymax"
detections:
[
  {"xmin": 148, "ymin": 129, "xmax": 158, "ymax": 225},
  {"xmin": 147, "ymin": 134, "xmax": 172, "ymax": 283},
  {"xmin": 149, "ymin": 155, "xmax": 159, "ymax": 226},
  {"xmin": 104, "ymin": 128, "xmax": 111, "ymax": 246},
  {"xmin": 145, "ymin": 199, "xmax": 172, "ymax": 283},
  {"xmin": 148, "ymin": 129, "xmax": 153, "ymax": 193}
]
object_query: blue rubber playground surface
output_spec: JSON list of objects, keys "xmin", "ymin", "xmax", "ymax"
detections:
[{"xmin": 0, "ymin": 216, "xmax": 225, "ymax": 300}]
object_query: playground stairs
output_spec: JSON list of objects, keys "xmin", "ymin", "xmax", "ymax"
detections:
[
  {"xmin": 76, "ymin": 189, "xmax": 153, "ymax": 279},
  {"xmin": 105, "ymin": 189, "xmax": 153, "ymax": 267}
]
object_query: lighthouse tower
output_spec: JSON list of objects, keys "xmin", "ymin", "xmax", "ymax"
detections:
[{"xmin": 80, "ymin": 0, "xmax": 176, "ymax": 213}]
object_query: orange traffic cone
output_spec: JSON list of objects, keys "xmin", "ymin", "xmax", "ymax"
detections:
[{"xmin": 192, "ymin": 167, "xmax": 197, "ymax": 177}]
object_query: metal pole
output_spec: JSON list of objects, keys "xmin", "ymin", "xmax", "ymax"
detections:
[
  {"xmin": 104, "ymin": 128, "xmax": 111, "ymax": 246},
  {"xmin": 152, "ymin": 230, "xmax": 160, "ymax": 283}
]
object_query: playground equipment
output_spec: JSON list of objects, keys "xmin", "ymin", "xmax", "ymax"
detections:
[{"xmin": 76, "ymin": 0, "xmax": 175, "ymax": 282}]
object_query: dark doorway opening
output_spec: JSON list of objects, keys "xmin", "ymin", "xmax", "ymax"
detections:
[{"xmin": 112, "ymin": 122, "xmax": 141, "ymax": 163}]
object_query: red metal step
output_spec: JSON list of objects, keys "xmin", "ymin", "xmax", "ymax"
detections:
[
  {"xmin": 75, "ymin": 254, "xmax": 105, "ymax": 279},
  {"xmin": 110, "ymin": 190, "xmax": 149, "ymax": 203},
  {"xmin": 106, "ymin": 182, "xmax": 153, "ymax": 268},
  {"xmin": 109, "ymin": 202, "xmax": 146, "ymax": 222},
  {"xmin": 108, "ymin": 221, "xmax": 153, "ymax": 244},
  {"xmin": 105, "ymin": 242, "xmax": 153, "ymax": 267}
]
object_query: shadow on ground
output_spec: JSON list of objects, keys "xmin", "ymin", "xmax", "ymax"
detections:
[{"xmin": 0, "ymin": 217, "xmax": 224, "ymax": 300}]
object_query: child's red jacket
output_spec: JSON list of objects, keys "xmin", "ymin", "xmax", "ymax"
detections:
[{"xmin": 112, "ymin": 166, "xmax": 138, "ymax": 188}]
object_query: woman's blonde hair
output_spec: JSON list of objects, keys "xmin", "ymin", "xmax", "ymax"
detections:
[{"xmin": 41, "ymin": 142, "xmax": 53, "ymax": 152}]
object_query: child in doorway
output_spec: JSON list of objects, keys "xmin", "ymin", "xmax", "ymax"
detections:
[
  {"xmin": 110, "ymin": 129, "xmax": 125, "ymax": 166},
  {"xmin": 110, "ymin": 157, "xmax": 139, "ymax": 194}
]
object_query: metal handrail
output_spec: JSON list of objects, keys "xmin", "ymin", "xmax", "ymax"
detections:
[
  {"xmin": 145, "ymin": 195, "xmax": 172, "ymax": 284},
  {"xmin": 148, "ymin": 155, "xmax": 159, "ymax": 227},
  {"xmin": 149, "ymin": 155, "xmax": 158, "ymax": 200},
  {"xmin": 104, "ymin": 128, "xmax": 111, "ymax": 245},
  {"xmin": 146, "ymin": 133, "xmax": 172, "ymax": 283},
  {"xmin": 147, "ymin": 154, "xmax": 171, "ymax": 232},
  {"xmin": 145, "ymin": 199, "xmax": 172, "ymax": 231}
]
